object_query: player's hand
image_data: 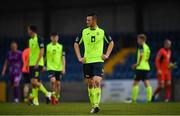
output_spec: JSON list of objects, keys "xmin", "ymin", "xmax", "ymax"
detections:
[
  {"xmin": 78, "ymin": 57, "xmax": 85, "ymax": 64},
  {"xmin": 62, "ymin": 69, "xmax": 66, "ymax": 75},
  {"xmin": 1, "ymin": 71, "xmax": 5, "ymax": 77},
  {"xmin": 157, "ymin": 70, "xmax": 162, "ymax": 76},
  {"xmin": 15, "ymin": 63, "xmax": 20, "ymax": 67},
  {"xmin": 34, "ymin": 64, "xmax": 39, "ymax": 69},
  {"xmin": 102, "ymin": 54, "xmax": 109, "ymax": 61},
  {"xmin": 131, "ymin": 64, "xmax": 137, "ymax": 70},
  {"xmin": 26, "ymin": 63, "xmax": 29, "ymax": 71},
  {"xmin": 169, "ymin": 63, "xmax": 177, "ymax": 70},
  {"xmin": 26, "ymin": 66, "xmax": 29, "ymax": 71},
  {"xmin": 42, "ymin": 67, "xmax": 46, "ymax": 72}
]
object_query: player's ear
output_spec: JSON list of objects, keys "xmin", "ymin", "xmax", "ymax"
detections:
[{"xmin": 50, "ymin": 37, "xmax": 53, "ymax": 41}]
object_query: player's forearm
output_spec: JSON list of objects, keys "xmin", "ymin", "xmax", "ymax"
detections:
[
  {"xmin": 43, "ymin": 57, "xmax": 47, "ymax": 68},
  {"xmin": 63, "ymin": 56, "xmax": 66, "ymax": 70},
  {"xmin": 155, "ymin": 58, "xmax": 161, "ymax": 70},
  {"xmin": 137, "ymin": 55, "xmax": 142, "ymax": 66},
  {"xmin": 22, "ymin": 55, "xmax": 26, "ymax": 65},
  {"xmin": 26, "ymin": 57, "xmax": 29, "ymax": 67},
  {"xmin": 2, "ymin": 60, "xmax": 8, "ymax": 73},
  {"xmin": 105, "ymin": 41, "xmax": 114, "ymax": 57},
  {"xmin": 74, "ymin": 43, "xmax": 82, "ymax": 59},
  {"xmin": 36, "ymin": 48, "xmax": 44, "ymax": 65}
]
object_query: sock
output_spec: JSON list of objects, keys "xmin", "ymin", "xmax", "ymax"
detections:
[
  {"xmin": 57, "ymin": 94, "xmax": 60, "ymax": 99},
  {"xmin": 13, "ymin": 87, "xmax": 19, "ymax": 99},
  {"xmin": 146, "ymin": 85, "xmax": 152, "ymax": 101},
  {"xmin": 39, "ymin": 84, "xmax": 48, "ymax": 96},
  {"xmin": 32, "ymin": 88, "xmax": 39, "ymax": 98},
  {"xmin": 32, "ymin": 88, "xmax": 39, "ymax": 105},
  {"xmin": 88, "ymin": 88, "xmax": 95, "ymax": 107},
  {"xmin": 165, "ymin": 84, "xmax": 171, "ymax": 100},
  {"xmin": 94, "ymin": 88, "xmax": 101, "ymax": 107},
  {"xmin": 153, "ymin": 87, "xmax": 162, "ymax": 97},
  {"xmin": 132, "ymin": 85, "xmax": 139, "ymax": 102}
]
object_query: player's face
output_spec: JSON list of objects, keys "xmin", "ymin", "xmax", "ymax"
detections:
[
  {"xmin": 164, "ymin": 40, "xmax": 171, "ymax": 49},
  {"xmin": 86, "ymin": 16, "xmax": 95, "ymax": 27},
  {"xmin": 51, "ymin": 36, "xmax": 59, "ymax": 43},
  {"xmin": 11, "ymin": 43, "xmax": 18, "ymax": 52},
  {"xmin": 27, "ymin": 27, "xmax": 33, "ymax": 37},
  {"xmin": 137, "ymin": 38, "xmax": 144, "ymax": 45}
]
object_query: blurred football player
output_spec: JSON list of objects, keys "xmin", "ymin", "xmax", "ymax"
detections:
[
  {"xmin": 27, "ymin": 25, "xmax": 51, "ymax": 105},
  {"xmin": 131, "ymin": 34, "xmax": 152, "ymax": 103},
  {"xmin": 22, "ymin": 46, "xmax": 30, "ymax": 102},
  {"xmin": 152, "ymin": 39, "xmax": 176, "ymax": 102},
  {"xmin": 46, "ymin": 33, "xmax": 66, "ymax": 105},
  {"xmin": 2, "ymin": 41, "xmax": 22, "ymax": 103}
]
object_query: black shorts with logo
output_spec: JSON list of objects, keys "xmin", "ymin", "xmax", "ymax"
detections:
[
  {"xmin": 83, "ymin": 62, "xmax": 104, "ymax": 78},
  {"xmin": 22, "ymin": 72, "xmax": 31, "ymax": 84},
  {"xmin": 48, "ymin": 70, "xmax": 62, "ymax": 81},
  {"xmin": 134, "ymin": 70, "xmax": 150, "ymax": 81},
  {"xmin": 29, "ymin": 66, "xmax": 43, "ymax": 79}
]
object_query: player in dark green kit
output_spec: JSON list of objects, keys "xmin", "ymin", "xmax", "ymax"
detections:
[{"xmin": 74, "ymin": 13, "xmax": 114, "ymax": 113}]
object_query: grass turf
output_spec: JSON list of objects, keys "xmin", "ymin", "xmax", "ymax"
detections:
[{"xmin": 0, "ymin": 102, "xmax": 180, "ymax": 115}]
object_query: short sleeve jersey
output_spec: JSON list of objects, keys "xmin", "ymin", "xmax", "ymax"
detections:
[
  {"xmin": 46, "ymin": 42, "xmax": 65, "ymax": 71},
  {"xmin": 29, "ymin": 35, "xmax": 44, "ymax": 66},
  {"xmin": 6, "ymin": 50, "xmax": 22, "ymax": 75},
  {"xmin": 75, "ymin": 26, "xmax": 112, "ymax": 64},
  {"xmin": 136, "ymin": 43, "xmax": 151, "ymax": 71},
  {"xmin": 155, "ymin": 48, "xmax": 171, "ymax": 72}
]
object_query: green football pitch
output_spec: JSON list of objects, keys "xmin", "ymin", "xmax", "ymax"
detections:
[{"xmin": 0, "ymin": 102, "xmax": 180, "ymax": 115}]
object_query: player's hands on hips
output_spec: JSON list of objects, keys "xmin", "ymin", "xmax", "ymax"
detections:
[
  {"xmin": 102, "ymin": 54, "xmax": 109, "ymax": 60},
  {"xmin": 131, "ymin": 64, "xmax": 137, "ymax": 70},
  {"xmin": 78, "ymin": 57, "xmax": 85, "ymax": 64}
]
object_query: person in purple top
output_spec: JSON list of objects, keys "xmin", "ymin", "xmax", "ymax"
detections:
[{"xmin": 1, "ymin": 41, "xmax": 22, "ymax": 103}]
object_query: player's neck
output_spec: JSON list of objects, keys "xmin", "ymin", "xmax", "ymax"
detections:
[
  {"xmin": 164, "ymin": 47, "xmax": 170, "ymax": 50},
  {"xmin": 90, "ymin": 24, "xmax": 98, "ymax": 30},
  {"xmin": 140, "ymin": 42, "xmax": 145, "ymax": 45},
  {"xmin": 31, "ymin": 33, "xmax": 37, "ymax": 38},
  {"xmin": 52, "ymin": 42, "xmax": 57, "ymax": 45},
  {"xmin": 11, "ymin": 50, "xmax": 17, "ymax": 53}
]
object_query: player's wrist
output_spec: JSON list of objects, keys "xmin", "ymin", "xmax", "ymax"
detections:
[
  {"xmin": 105, "ymin": 54, "xmax": 109, "ymax": 58},
  {"xmin": 77, "ymin": 55, "xmax": 82, "ymax": 59},
  {"xmin": 43, "ymin": 66, "xmax": 46, "ymax": 69},
  {"xmin": 135, "ymin": 63, "xmax": 139, "ymax": 66},
  {"xmin": 78, "ymin": 56, "xmax": 83, "ymax": 61}
]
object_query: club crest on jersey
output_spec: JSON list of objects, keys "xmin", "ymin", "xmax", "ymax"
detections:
[{"xmin": 96, "ymin": 32, "xmax": 100, "ymax": 35}]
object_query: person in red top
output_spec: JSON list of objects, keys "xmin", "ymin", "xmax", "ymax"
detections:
[
  {"xmin": 152, "ymin": 39, "xmax": 175, "ymax": 102},
  {"xmin": 22, "ymin": 47, "xmax": 30, "ymax": 102}
]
